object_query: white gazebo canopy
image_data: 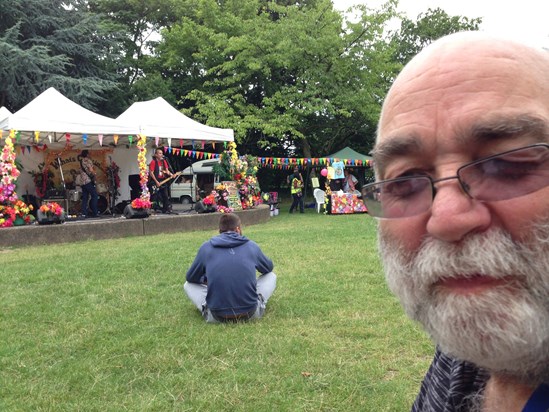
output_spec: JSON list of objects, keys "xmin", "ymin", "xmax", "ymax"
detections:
[
  {"xmin": 0, "ymin": 87, "xmax": 138, "ymax": 147},
  {"xmin": 116, "ymin": 97, "xmax": 234, "ymax": 144}
]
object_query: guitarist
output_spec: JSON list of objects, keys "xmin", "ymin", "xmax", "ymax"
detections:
[
  {"xmin": 149, "ymin": 148, "xmax": 175, "ymax": 214},
  {"xmin": 76, "ymin": 150, "xmax": 99, "ymax": 218}
]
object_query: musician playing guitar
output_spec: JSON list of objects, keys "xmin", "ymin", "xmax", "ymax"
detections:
[{"xmin": 149, "ymin": 148, "xmax": 176, "ymax": 214}]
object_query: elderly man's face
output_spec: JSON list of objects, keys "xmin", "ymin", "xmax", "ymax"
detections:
[{"xmin": 376, "ymin": 38, "xmax": 549, "ymax": 382}]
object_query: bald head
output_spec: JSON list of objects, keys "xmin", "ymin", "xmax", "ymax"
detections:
[{"xmin": 374, "ymin": 31, "xmax": 549, "ymax": 177}]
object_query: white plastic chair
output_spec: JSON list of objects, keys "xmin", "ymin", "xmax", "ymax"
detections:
[{"xmin": 313, "ymin": 188, "xmax": 325, "ymax": 213}]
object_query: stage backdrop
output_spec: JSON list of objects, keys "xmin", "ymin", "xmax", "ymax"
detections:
[{"xmin": 45, "ymin": 148, "xmax": 112, "ymax": 193}]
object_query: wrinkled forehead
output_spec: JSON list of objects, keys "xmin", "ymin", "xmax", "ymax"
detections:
[{"xmin": 374, "ymin": 35, "xmax": 549, "ymax": 175}]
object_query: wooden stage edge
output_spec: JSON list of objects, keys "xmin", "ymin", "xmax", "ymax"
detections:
[{"xmin": 0, "ymin": 205, "xmax": 271, "ymax": 249}]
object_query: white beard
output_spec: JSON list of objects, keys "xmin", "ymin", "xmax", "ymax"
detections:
[{"xmin": 379, "ymin": 222, "xmax": 549, "ymax": 384}]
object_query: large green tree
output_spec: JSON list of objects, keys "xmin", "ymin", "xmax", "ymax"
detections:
[
  {"xmin": 86, "ymin": 0, "xmax": 181, "ymax": 115},
  {"xmin": 390, "ymin": 7, "xmax": 482, "ymax": 66},
  {"xmin": 156, "ymin": 0, "xmax": 399, "ymax": 158},
  {"xmin": 0, "ymin": 0, "xmax": 121, "ymax": 111}
]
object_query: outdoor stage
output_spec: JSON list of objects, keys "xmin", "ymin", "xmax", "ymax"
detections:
[{"xmin": 0, "ymin": 204, "xmax": 271, "ymax": 248}]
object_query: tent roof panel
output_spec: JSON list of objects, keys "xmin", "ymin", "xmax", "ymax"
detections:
[{"xmin": 116, "ymin": 97, "xmax": 234, "ymax": 143}]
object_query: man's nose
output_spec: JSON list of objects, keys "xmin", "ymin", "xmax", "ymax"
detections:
[{"xmin": 426, "ymin": 179, "xmax": 491, "ymax": 242}]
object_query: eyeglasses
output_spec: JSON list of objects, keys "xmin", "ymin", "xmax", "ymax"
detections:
[{"xmin": 361, "ymin": 143, "xmax": 549, "ymax": 219}]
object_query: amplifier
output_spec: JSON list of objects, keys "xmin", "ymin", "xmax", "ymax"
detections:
[{"xmin": 46, "ymin": 189, "xmax": 66, "ymax": 198}]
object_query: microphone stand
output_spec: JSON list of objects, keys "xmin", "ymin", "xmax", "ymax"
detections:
[{"xmin": 57, "ymin": 155, "xmax": 69, "ymax": 215}]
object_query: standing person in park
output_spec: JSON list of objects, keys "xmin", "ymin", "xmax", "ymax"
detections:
[
  {"xmin": 184, "ymin": 213, "xmax": 277, "ymax": 323},
  {"xmin": 343, "ymin": 168, "xmax": 358, "ymax": 194},
  {"xmin": 76, "ymin": 149, "xmax": 99, "ymax": 218},
  {"xmin": 149, "ymin": 148, "xmax": 174, "ymax": 214},
  {"xmin": 362, "ymin": 32, "xmax": 549, "ymax": 411},
  {"xmin": 287, "ymin": 166, "xmax": 304, "ymax": 213}
]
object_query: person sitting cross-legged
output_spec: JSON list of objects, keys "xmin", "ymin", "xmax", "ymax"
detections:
[{"xmin": 183, "ymin": 213, "xmax": 277, "ymax": 323}]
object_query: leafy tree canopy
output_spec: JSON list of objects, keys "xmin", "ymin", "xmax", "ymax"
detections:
[
  {"xmin": 390, "ymin": 7, "xmax": 482, "ymax": 65},
  {"xmin": 0, "ymin": 0, "xmax": 121, "ymax": 111},
  {"xmin": 157, "ymin": 0, "xmax": 399, "ymax": 157}
]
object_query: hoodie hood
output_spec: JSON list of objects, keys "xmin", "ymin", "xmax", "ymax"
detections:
[{"xmin": 210, "ymin": 231, "xmax": 250, "ymax": 248}]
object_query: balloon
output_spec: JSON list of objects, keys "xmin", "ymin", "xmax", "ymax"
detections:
[{"xmin": 320, "ymin": 168, "xmax": 328, "ymax": 177}]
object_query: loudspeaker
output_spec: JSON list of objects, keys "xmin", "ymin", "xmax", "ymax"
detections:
[
  {"xmin": 114, "ymin": 201, "xmax": 130, "ymax": 214},
  {"xmin": 128, "ymin": 174, "xmax": 140, "ymax": 191},
  {"xmin": 123, "ymin": 204, "xmax": 150, "ymax": 219}
]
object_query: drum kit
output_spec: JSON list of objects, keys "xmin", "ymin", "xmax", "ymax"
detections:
[
  {"xmin": 68, "ymin": 187, "xmax": 110, "ymax": 215},
  {"xmin": 55, "ymin": 156, "xmax": 119, "ymax": 217}
]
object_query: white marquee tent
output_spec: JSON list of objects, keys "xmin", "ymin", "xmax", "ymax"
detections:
[
  {"xmin": 0, "ymin": 106, "xmax": 12, "ymax": 123},
  {"xmin": 116, "ymin": 97, "xmax": 234, "ymax": 144},
  {"xmin": 0, "ymin": 87, "xmax": 138, "ymax": 147},
  {"xmin": 1, "ymin": 90, "xmax": 234, "ymax": 204}
]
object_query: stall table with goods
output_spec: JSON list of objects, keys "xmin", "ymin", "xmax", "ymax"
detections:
[{"xmin": 328, "ymin": 192, "xmax": 367, "ymax": 214}]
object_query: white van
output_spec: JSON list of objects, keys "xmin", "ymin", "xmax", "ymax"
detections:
[{"xmin": 170, "ymin": 158, "xmax": 220, "ymax": 204}]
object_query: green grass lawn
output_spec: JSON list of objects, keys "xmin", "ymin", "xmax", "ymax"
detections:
[{"xmin": 1, "ymin": 199, "xmax": 434, "ymax": 411}]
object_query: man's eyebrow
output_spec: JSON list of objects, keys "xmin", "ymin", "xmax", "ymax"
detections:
[
  {"xmin": 372, "ymin": 114, "xmax": 549, "ymax": 176},
  {"xmin": 372, "ymin": 135, "xmax": 424, "ymax": 176},
  {"xmin": 468, "ymin": 114, "xmax": 549, "ymax": 144}
]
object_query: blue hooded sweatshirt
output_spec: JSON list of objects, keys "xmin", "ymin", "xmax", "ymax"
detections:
[{"xmin": 186, "ymin": 231, "xmax": 274, "ymax": 317}]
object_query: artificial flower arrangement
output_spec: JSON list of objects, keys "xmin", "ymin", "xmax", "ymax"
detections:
[
  {"xmin": 198, "ymin": 188, "xmax": 234, "ymax": 213},
  {"xmin": 202, "ymin": 191, "xmax": 217, "ymax": 206},
  {"xmin": 133, "ymin": 134, "xmax": 152, "ymax": 210},
  {"xmin": 131, "ymin": 197, "xmax": 152, "ymax": 210},
  {"xmin": 29, "ymin": 162, "xmax": 54, "ymax": 198},
  {"xmin": 39, "ymin": 201, "xmax": 64, "ymax": 217},
  {"xmin": 0, "ymin": 200, "xmax": 34, "ymax": 227},
  {"xmin": 0, "ymin": 133, "xmax": 36, "ymax": 227},
  {"xmin": 0, "ymin": 131, "xmax": 20, "ymax": 204},
  {"xmin": 213, "ymin": 143, "xmax": 262, "ymax": 209}
]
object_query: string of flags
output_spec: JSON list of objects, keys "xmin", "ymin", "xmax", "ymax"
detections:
[
  {"xmin": 257, "ymin": 157, "xmax": 372, "ymax": 167},
  {"xmin": 2, "ymin": 130, "xmax": 372, "ymax": 167},
  {"xmin": 1, "ymin": 130, "xmax": 231, "ymax": 152}
]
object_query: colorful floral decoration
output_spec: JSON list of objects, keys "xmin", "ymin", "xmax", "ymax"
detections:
[
  {"xmin": 202, "ymin": 191, "xmax": 217, "ymax": 206},
  {"xmin": 213, "ymin": 142, "xmax": 262, "ymax": 209},
  {"xmin": 0, "ymin": 131, "xmax": 20, "ymax": 204},
  {"xmin": 39, "ymin": 201, "xmax": 64, "ymax": 217},
  {"xmin": 29, "ymin": 162, "xmax": 54, "ymax": 198},
  {"xmin": 0, "ymin": 201, "xmax": 34, "ymax": 227},
  {"xmin": 136, "ymin": 134, "xmax": 150, "ymax": 206},
  {"xmin": 0, "ymin": 132, "xmax": 35, "ymax": 227},
  {"xmin": 131, "ymin": 197, "xmax": 152, "ymax": 210},
  {"xmin": 216, "ymin": 205, "xmax": 234, "ymax": 214},
  {"xmin": 196, "ymin": 187, "xmax": 235, "ymax": 213}
]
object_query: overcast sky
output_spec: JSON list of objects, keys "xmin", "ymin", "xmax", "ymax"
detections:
[{"xmin": 332, "ymin": 0, "xmax": 549, "ymax": 49}]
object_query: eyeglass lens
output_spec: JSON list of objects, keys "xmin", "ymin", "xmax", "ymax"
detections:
[{"xmin": 363, "ymin": 144, "xmax": 549, "ymax": 219}]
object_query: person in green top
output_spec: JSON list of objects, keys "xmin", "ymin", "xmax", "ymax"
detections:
[{"xmin": 287, "ymin": 166, "xmax": 304, "ymax": 214}]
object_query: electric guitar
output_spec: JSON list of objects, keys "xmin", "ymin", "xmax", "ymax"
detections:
[{"xmin": 149, "ymin": 171, "xmax": 182, "ymax": 194}]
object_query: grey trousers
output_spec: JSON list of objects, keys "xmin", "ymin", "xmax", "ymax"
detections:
[{"xmin": 184, "ymin": 272, "xmax": 277, "ymax": 323}]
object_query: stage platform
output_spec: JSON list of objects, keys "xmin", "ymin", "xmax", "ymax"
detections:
[{"xmin": 0, "ymin": 204, "xmax": 271, "ymax": 248}]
